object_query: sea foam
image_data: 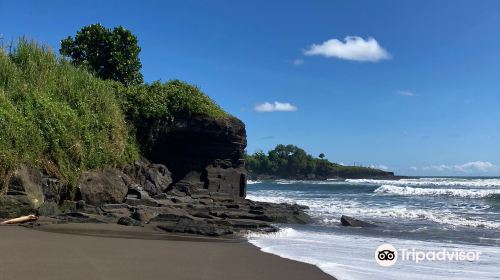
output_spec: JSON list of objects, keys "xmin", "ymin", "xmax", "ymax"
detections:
[
  {"xmin": 347, "ymin": 178, "xmax": 500, "ymax": 188},
  {"xmin": 374, "ymin": 184, "xmax": 500, "ymax": 198},
  {"xmin": 247, "ymin": 226, "xmax": 500, "ymax": 280}
]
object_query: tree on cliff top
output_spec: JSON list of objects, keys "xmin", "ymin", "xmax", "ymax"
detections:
[{"xmin": 60, "ymin": 23, "xmax": 143, "ymax": 86}]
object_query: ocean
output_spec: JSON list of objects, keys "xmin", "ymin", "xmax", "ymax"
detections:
[{"xmin": 246, "ymin": 178, "xmax": 500, "ymax": 280}]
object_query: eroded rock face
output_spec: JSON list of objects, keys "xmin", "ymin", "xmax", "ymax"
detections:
[{"xmin": 138, "ymin": 114, "xmax": 247, "ymax": 200}]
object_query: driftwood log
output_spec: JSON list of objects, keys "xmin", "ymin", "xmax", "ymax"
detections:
[{"xmin": 0, "ymin": 214, "xmax": 38, "ymax": 225}]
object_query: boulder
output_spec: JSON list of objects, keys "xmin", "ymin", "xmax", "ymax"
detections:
[
  {"xmin": 123, "ymin": 159, "xmax": 172, "ymax": 196},
  {"xmin": 77, "ymin": 169, "xmax": 129, "ymax": 206},
  {"xmin": 340, "ymin": 215, "xmax": 377, "ymax": 227}
]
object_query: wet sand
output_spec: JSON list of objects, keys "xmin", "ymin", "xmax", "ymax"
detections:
[{"xmin": 0, "ymin": 224, "xmax": 334, "ymax": 280}]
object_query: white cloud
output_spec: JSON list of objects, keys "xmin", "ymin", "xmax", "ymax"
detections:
[
  {"xmin": 397, "ymin": 90, "xmax": 415, "ymax": 97},
  {"xmin": 370, "ymin": 164, "xmax": 388, "ymax": 170},
  {"xmin": 304, "ymin": 36, "xmax": 391, "ymax": 62},
  {"xmin": 291, "ymin": 59, "xmax": 304, "ymax": 66},
  {"xmin": 454, "ymin": 161, "xmax": 496, "ymax": 172},
  {"xmin": 422, "ymin": 161, "xmax": 497, "ymax": 173},
  {"xmin": 254, "ymin": 101, "xmax": 298, "ymax": 113}
]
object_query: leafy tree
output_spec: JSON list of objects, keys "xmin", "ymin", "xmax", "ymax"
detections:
[
  {"xmin": 246, "ymin": 144, "xmax": 391, "ymax": 179},
  {"xmin": 60, "ymin": 23, "xmax": 143, "ymax": 86}
]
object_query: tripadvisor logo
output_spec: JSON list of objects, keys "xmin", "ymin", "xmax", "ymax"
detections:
[
  {"xmin": 375, "ymin": 243, "xmax": 481, "ymax": 267},
  {"xmin": 375, "ymin": 244, "xmax": 397, "ymax": 267}
]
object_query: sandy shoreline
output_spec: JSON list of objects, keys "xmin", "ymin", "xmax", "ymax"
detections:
[{"xmin": 0, "ymin": 224, "xmax": 334, "ymax": 280}]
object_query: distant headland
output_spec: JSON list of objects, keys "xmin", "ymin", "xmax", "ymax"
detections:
[{"xmin": 245, "ymin": 144, "xmax": 396, "ymax": 180}]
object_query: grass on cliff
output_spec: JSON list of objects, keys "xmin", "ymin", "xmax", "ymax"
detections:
[
  {"xmin": 118, "ymin": 79, "xmax": 229, "ymax": 124},
  {"xmin": 116, "ymin": 78, "xmax": 230, "ymax": 156},
  {"xmin": 0, "ymin": 39, "xmax": 139, "ymax": 192}
]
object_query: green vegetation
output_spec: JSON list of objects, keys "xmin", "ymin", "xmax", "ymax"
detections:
[
  {"xmin": 0, "ymin": 39, "xmax": 139, "ymax": 192},
  {"xmin": 60, "ymin": 24, "xmax": 143, "ymax": 86},
  {"xmin": 119, "ymin": 80, "xmax": 228, "ymax": 124},
  {"xmin": 246, "ymin": 144, "xmax": 392, "ymax": 179},
  {"xmin": 0, "ymin": 30, "xmax": 230, "ymax": 194},
  {"xmin": 117, "ymin": 79, "xmax": 230, "ymax": 154}
]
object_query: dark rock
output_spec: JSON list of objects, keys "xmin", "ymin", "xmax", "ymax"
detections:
[
  {"xmin": 249, "ymin": 201, "xmax": 312, "ymax": 224},
  {"xmin": 77, "ymin": 169, "xmax": 129, "ymax": 206},
  {"xmin": 190, "ymin": 211, "xmax": 213, "ymax": 219},
  {"xmin": 226, "ymin": 219, "xmax": 276, "ymax": 230},
  {"xmin": 125, "ymin": 198, "xmax": 159, "ymax": 207},
  {"xmin": 137, "ymin": 114, "xmax": 247, "ymax": 200},
  {"xmin": 37, "ymin": 201, "xmax": 61, "ymax": 217},
  {"xmin": 157, "ymin": 218, "xmax": 233, "ymax": 237},
  {"xmin": 59, "ymin": 200, "xmax": 77, "ymax": 213},
  {"xmin": 198, "ymin": 198, "xmax": 213, "ymax": 205},
  {"xmin": 40, "ymin": 177, "xmax": 63, "ymax": 203},
  {"xmin": 101, "ymin": 203, "xmax": 131, "ymax": 210},
  {"xmin": 6, "ymin": 166, "xmax": 44, "ymax": 208},
  {"xmin": 126, "ymin": 184, "xmax": 151, "ymax": 200},
  {"xmin": 166, "ymin": 181, "xmax": 197, "ymax": 196},
  {"xmin": 210, "ymin": 192, "xmax": 234, "ymax": 202},
  {"xmin": 56, "ymin": 212, "xmax": 106, "ymax": 223},
  {"xmin": 76, "ymin": 200, "xmax": 86, "ymax": 210},
  {"xmin": 340, "ymin": 215, "xmax": 377, "ymax": 227},
  {"xmin": 170, "ymin": 196, "xmax": 194, "ymax": 204},
  {"xmin": 131, "ymin": 206, "xmax": 160, "ymax": 223},
  {"xmin": 131, "ymin": 210, "xmax": 154, "ymax": 223},
  {"xmin": 0, "ymin": 195, "xmax": 36, "ymax": 218},
  {"xmin": 205, "ymin": 165, "xmax": 246, "ymax": 199},
  {"xmin": 165, "ymin": 187, "xmax": 188, "ymax": 197},
  {"xmin": 150, "ymin": 208, "xmax": 194, "ymax": 222},
  {"xmin": 152, "ymin": 193, "xmax": 169, "ymax": 199},
  {"xmin": 117, "ymin": 216, "xmax": 142, "ymax": 226},
  {"xmin": 123, "ymin": 159, "xmax": 172, "ymax": 196}
]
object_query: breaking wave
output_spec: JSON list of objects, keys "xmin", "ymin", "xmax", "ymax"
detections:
[
  {"xmin": 247, "ymin": 180, "xmax": 262, "ymax": 185},
  {"xmin": 246, "ymin": 192, "xmax": 500, "ymax": 229},
  {"xmin": 374, "ymin": 184, "xmax": 500, "ymax": 198},
  {"xmin": 347, "ymin": 178, "xmax": 500, "ymax": 188}
]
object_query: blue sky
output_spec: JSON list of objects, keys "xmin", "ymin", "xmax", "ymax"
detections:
[{"xmin": 1, "ymin": 0, "xmax": 499, "ymax": 175}]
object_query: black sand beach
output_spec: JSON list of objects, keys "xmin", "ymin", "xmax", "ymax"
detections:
[{"xmin": 0, "ymin": 224, "xmax": 334, "ymax": 280}]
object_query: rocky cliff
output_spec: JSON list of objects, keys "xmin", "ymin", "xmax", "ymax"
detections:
[
  {"xmin": 140, "ymin": 114, "xmax": 247, "ymax": 200},
  {"xmin": 0, "ymin": 114, "xmax": 310, "ymax": 236}
]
